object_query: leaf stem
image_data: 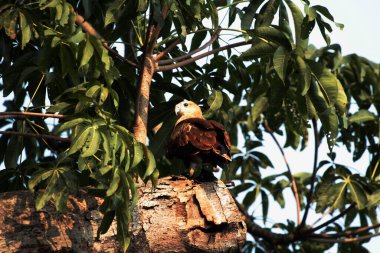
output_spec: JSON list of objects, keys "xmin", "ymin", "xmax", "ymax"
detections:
[
  {"xmin": 157, "ymin": 29, "xmax": 221, "ymax": 65},
  {"xmin": 263, "ymin": 121, "xmax": 301, "ymax": 225},
  {"xmin": 300, "ymin": 119, "xmax": 319, "ymax": 227},
  {"xmin": 157, "ymin": 39, "xmax": 252, "ymax": 71}
]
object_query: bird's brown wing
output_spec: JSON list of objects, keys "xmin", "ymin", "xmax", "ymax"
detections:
[{"xmin": 168, "ymin": 118, "xmax": 231, "ymax": 163}]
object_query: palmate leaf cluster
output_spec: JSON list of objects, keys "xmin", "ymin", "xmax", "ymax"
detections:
[{"xmin": 0, "ymin": 0, "xmax": 380, "ymax": 252}]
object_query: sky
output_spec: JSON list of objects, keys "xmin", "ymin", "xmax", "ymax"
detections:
[
  {"xmin": 254, "ymin": 1, "xmax": 380, "ymax": 252},
  {"xmin": 1, "ymin": 0, "xmax": 379, "ymax": 252}
]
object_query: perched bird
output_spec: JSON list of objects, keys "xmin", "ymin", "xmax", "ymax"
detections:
[{"xmin": 167, "ymin": 101, "xmax": 231, "ymax": 180}]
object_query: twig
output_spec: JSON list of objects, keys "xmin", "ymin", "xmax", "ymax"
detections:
[
  {"xmin": 309, "ymin": 204, "xmax": 355, "ymax": 233},
  {"xmin": 0, "ymin": 131, "xmax": 70, "ymax": 142},
  {"xmin": 157, "ymin": 39, "xmax": 252, "ymax": 71},
  {"xmin": 157, "ymin": 29, "xmax": 221, "ymax": 64},
  {"xmin": 232, "ymin": 196, "xmax": 295, "ymax": 245},
  {"xmin": 308, "ymin": 232, "xmax": 380, "ymax": 243},
  {"xmin": 312, "ymin": 223, "xmax": 380, "ymax": 238},
  {"xmin": 300, "ymin": 119, "xmax": 319, "ymax": 227},
  {"xmin": 154, "ymin": 38, "xmax": 181, "ymax": 61},
  {"xmin": 73, "ymin": 12, "xmax": 139, "ymax": 68},
  {"xmin": 0, "ymin": 111, "xmax": 65, "ymax": 120},
  {"xmin": 263, "ymin": 121, "xmax": 301, "ymax": 225}
]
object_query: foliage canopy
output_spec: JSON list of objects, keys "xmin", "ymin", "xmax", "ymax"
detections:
[{"xmin": 0, "ymin": 0, "xmax": 379, "ymax": 252}]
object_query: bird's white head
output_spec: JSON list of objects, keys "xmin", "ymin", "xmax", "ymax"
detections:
[{"xmin": 175, "ymin": 101, "xmax": 203, "ymax": 118}]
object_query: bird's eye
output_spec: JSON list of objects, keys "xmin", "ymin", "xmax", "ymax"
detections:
[{"xmin": 184, "ymin": 103, "xmax": 188, "ymax": 107}]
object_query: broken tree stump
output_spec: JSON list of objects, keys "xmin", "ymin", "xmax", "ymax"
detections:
[{"xmin": 0, "ymin": 176, "xmax": 246, "ymax": 252}]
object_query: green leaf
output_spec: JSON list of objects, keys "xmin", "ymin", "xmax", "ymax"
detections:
[
  {"xmin": 240, "ymin": 41, "xmax": 277, "ymax": 61},
  {"xmin": 81, "ymin": 127, "xmax": 101, "ymax": 157},
  {"xmin": 150, "ymin": 169, "xmax": 159, "ymax": 190},
  {"xmin": 131, "ymin": 141, "xmax": 144, "ymax": 168},
  {"xmin": 86, "ymin": 84, "xmax": 101, "ymax": 98},
  {"xmin": 55, "ymin": 118, "xmax": 90, "ymax": 133},
  {"xmin": 99, "ymin": 86, "xmax": 109, "ymax": 104},
  {"xmin": 316, "ymin": 181, "xmax": 347, "ymax": 212},
  {"xmin": 347, "ymin": 179, "xmax": 367, "ymax": 210},
  {"xmin": 247, "ymin": 26, "xmax": 292, "ymax": 50},
  {"xmin": 106, "ymin": 167, "xmax": 121, "ymax": 196},
  {"xmin": 261, "ymin": 190, "xmax": 269, "ymax": 223},
  {"xmin": 296, "ymin": 56, "xmax": 311, "ymax": 95},
  {"xmin": 137, "ymin": 0, "xmax": 148, "ymax": 12},
  {"xmin": 273, "ymin": 46, "xmax": 289, "ymax": 83},
  {"xmin": 335, "ymin": 79, "xmax": 347, "ymax": 115},
  {"xmin": 241, "ymin": 0, "xmax": 265, "ymax": 30},
  {"xmin": 312, "ymin": 4, "xmax": 344, "ymax": 29},
  {"xmin": 19, "ymin": 12, "xmax": 31, "ymax": 49},
  {"xmin": 68, "ymin": 126, "xmax": 92, "ymax": 155},
  {"xmin": 319, "ymin": 108, "xmax": 338, "ymax": 152},
  {"xmin": 143, "ymin": 146, "xmax": 156, "ymax": 179},
  {"xmin": 126, "ymin": 174, "xmax": 138, "ymax": 207},
  {"xmin": 116, "ymin": 206, "xmax": 131, "ymax": 253},
  {"xmin": 39, "ymin": 0, "xmax": 60, "ymax": 9},
  {"xmin": 4, "ymin": 136, "xmax": 23, "ymax": 169},
  {"xmin": 368, "ymin": 189, "xmax": 380, "ymax": 207},
  {"xmin": 36, "ymin": 170, "xmax": 59, "ymax": 210},
  {"xmin": 28, "ymin": 169, "xmax": 54, "ymax": 191},
  {"xmin": 97, "ymin": 211, "xmax": 115, "ymax": 237},
  {"xmin": 255, "ymin": 0, "xmax": 280, "ymax": 28},
  {"xmin": 248, "ymin": 96, "xmax": 268, "ymax": 130},
  {"xmin": 285, "ymin": 0, "xmax": 308, "ymax": 50},
  {"xmin": 207, "ymin": 0, "xmax": 218, "ymax": 30},
  {"xmin": 349, "ymin": 110, "xmax": 377, "ymax": 124},
  {"xmin": 80, "ymin": 38, "xmax": 94, "ymax": 68},
  {"xmin": 203, "ymin": 90, "xmax": 223, "ymax": 118}
]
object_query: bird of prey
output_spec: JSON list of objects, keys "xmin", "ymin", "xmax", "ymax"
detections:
[{"xmin": 167, "ymin": 101, "xmax": 231, "ymax": 180}]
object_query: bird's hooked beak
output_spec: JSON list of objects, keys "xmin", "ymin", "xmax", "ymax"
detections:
[{"xmin": 175, "ymin": 104, "xmax": 181, "ymax": 116}]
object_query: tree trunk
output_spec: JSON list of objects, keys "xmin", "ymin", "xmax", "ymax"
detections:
[{"xmin": 0, "ymin": 176, "xmax": 246, "ymax": 252}]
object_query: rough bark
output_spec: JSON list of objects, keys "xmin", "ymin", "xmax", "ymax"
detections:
[
  {"xmin": 0, "ymin": 176, "xmax": 246, "ymax": 253},
  {"xmin": 133, "ymin": 55, "xmax": 156, "ymax": 144}
]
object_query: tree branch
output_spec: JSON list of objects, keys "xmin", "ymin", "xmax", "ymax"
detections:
[
  {"xmin": 233, "ymin": 196, "xmax": 295, "ymax": 246},
  {"xmin": 300, "ymin": 118, "xmax": 319, "ymax": 227},
  {"xmin": 154, "ymin": 38, "xmax": 181, "ymax": 61},
  {"xmin": 264, "ymin": 121, "xmax": 301, "ymax": 226},
  {"xmin": 157, "ymin": 39, "xmax": 251, "ymax": 71},
  {"xmin": 308, "ymin": 232, "xmax": 380, "ymax": 243},
  {"xmin": 0, "ymin": 112, "xmax": 65, "ymax": 120},
  {"xmin": 73, "ymin": 12, "xmax": 139, "ymax": 68},
  {"xmin": 313, "ymin": 223, "xmax": 380, "ymax": 238},
  {"xmin": 0, "ymin": 131, "xmax": 70, "ymax": 143},
  {"xmin": 157, "ymin": 29, "xmax": 221, "ymax": 64},
  {"xmin": 308, "ymin": 204, "xmax": 355, "ymax": 233}
]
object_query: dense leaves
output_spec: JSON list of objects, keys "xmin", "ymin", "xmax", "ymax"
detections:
[{"xmin": 0, "ymin": 0, "xmax": 379, "ymax": 252}]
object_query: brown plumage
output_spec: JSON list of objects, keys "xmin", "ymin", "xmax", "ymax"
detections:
[{"xmin": 167, "ymin": 101, "xmax": 231, "ymax": 178}]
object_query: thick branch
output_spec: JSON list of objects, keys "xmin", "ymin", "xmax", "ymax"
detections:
[
  {"xmin": 0, "ymin": 131, "xmax": 70, "ymax": 143},
  {"xmin": 74, "ymin": 12, "xmax": 139, "ymax": 68},
  {"xmin": 157, "ymin": 40, "xmax": 251, "ymax": 71},
  {"xmin": 300, "ymin": 119, "xmax": 319, "ymax": 227},
  {"xmin": 157, "ymin": 29, "xmax": 221, "ymax": 64},
  {"xmin": 133, "ymin": 56, "xmax": 156, "ymax": 144},
  {"xmin": 133, "ymin": 3, "xmax": 170, "ymax": 144},
  {"xmin": 264, "ymin": 121, "xmax": 301, "ymax": 225},
  {"xmin": 233, "ymin": 197, "xmax": 295, "ymax": 246}
]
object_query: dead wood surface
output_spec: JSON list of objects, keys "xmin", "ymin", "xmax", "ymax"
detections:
[{"xmin": 0, "ymin": 176, "xmax": 246, "ymax": 253}]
